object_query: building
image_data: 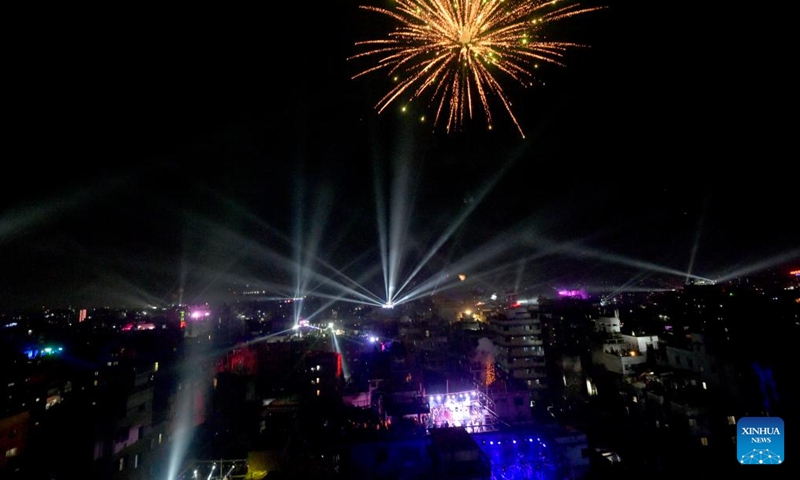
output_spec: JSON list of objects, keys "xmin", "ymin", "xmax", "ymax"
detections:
[
  {"xmin": 486, "ymin": 304, "xmax": 547, "ymax": 399},
  {"xmin": 0, "ymin": 411, "xmax": 29, "ymax": 472}
]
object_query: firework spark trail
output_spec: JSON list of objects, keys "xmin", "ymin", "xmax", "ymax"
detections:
[{"xmin": 349, "ymin": 0, "xmax": 604, "ymax": 138}]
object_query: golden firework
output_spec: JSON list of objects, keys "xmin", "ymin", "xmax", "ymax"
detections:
[{"xmin": 349, "ymin": 0, "xmax": 604, "ymax": 138}]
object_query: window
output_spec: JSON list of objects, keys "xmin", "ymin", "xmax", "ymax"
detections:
[
  {"xmin": 700, "ymin": 437, "xmax": 709, "ymax": 446},
  {"xmin": 727, "ymin": 416, "xmax": 736, "ymax": 425},
  {"xmin": 688, "ymin": 418, "xmax": 697, "ymax": 427}
]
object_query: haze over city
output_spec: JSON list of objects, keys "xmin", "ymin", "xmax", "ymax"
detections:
[
  {"xmin": 3, "ymin": 0, "xmax": 797, "ymax": 311},
  {"xmin": 1, "ymin": 3, "xmax": 797, "ymax": 480}
]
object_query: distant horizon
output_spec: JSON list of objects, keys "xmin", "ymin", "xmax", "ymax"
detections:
[{"xmin": 3, "ymin": 263, "xmax": 797, "ymax": 317}]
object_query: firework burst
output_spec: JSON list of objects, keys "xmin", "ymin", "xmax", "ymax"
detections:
[{"xmin": 349, "ymin": 0, "xmax": 605, "ymax": 138}]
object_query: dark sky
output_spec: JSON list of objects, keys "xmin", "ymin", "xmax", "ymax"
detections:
[{"xmin": 2, "ymin": 1, "xmax": 798, "ymax": 312}]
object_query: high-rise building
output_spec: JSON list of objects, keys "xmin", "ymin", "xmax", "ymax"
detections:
[{"xmin": 486, "ymin": 304, "xmax": 548, "ymax": 400}]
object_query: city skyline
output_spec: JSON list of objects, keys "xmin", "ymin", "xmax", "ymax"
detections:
[{"xmin": 3, "ymin": 0, "xmax": 797, "ymax": 312}]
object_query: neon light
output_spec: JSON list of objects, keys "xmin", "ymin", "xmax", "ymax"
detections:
[{"xmin": 557, "ymin": 289, "xmax": 589, "ymax": 299}]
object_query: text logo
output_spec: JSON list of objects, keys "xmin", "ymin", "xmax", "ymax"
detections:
[{"xmin": 737, "ymin": 416, "xmax": 784, "ymax": 465}]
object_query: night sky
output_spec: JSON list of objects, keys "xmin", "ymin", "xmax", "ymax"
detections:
[{"xmin": 2, "ymin": 1, "xmax": 797, "ymax": 312}]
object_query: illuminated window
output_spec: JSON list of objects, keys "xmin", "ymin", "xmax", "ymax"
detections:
[
  {"xmin": 688, "ymin": 419, "xmax": 697, "ymax": 427},
  {"xmin": 727, "ymin": 416, "xmax": 736, "ymax": 425},
  {"xmin": 700, "ymin": 437, "xmax": 709, "ymax": 446}
]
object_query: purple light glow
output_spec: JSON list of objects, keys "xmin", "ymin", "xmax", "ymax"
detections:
[{"xmin": 557, "ymin": 289, "xmax": 588, "ymax": 299}]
